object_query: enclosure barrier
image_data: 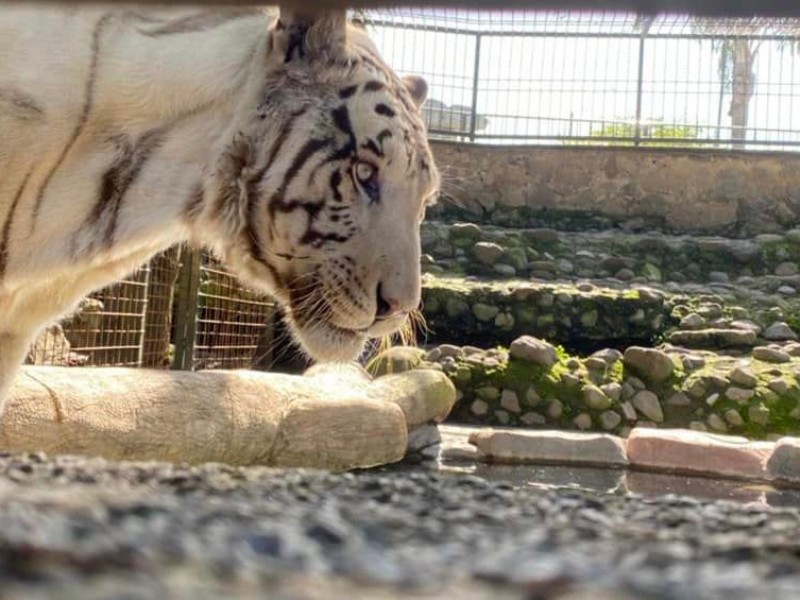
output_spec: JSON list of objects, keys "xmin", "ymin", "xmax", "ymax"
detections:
[
  {"xmin": 30, "ymin": 248, "xmax": 277, "ymax": 372},
  {"xmin": 365, "ymin": 10, "xmax": 800, "ymax": 150},
  {"xmin": 14, "ymin": 1, "xmax": 800, "ymax": 19}
]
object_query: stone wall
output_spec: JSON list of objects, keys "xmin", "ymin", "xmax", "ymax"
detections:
[{"xmin": 430, "ymin": 142, "xmax": 800, "ymax": 237}]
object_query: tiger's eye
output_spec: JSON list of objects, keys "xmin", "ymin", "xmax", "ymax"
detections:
[{"xmin": 355, "ymin": 161, "xmax": 376, "ymax": 183}]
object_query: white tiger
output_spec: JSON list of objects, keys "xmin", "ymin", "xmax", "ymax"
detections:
[{"xmin": 0, "ymin": 4, "xmax": 439, "ymax": 414}]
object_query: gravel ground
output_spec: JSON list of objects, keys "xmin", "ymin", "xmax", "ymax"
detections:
[{"xmin": 1, "ymin": 453, "xmax": 800, "ymax": 599}]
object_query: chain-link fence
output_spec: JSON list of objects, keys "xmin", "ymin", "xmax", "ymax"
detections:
[
  {"xmin": 364, "ymin": 10, "xmax": 800, "ymax": 150},
  {"xmin": 28, "ymin": 247, "xmax": 277, "ymax": 372}
]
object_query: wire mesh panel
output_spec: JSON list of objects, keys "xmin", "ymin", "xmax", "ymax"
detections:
[
  {"xmin": 192, "ymin": 252, "xmax": 276, "ymax": 370},
  {"xmin": 29, "ymin": 268, "xmax": 150, "ymax": 368},
  {"xmin": 364, "ymin": 10, "xmax": 800, "ymax": 150}
]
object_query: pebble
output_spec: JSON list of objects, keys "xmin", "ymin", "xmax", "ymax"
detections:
[
  {"xmin": 584, "ymin": 357, "xmax": 607, "ymax": 371},
  {"xmin": 520, "ymin": 411, "xmax": 546, "ymax": 426},
  {"xmin": 509, "ymin": 336, "xmax": 557, "ymax": 367},
  {"xmin": 573, "ymin": 413, "xmax": 593, "ymax": 430},
  {"xmin": 438, "ymin": 344, "xmax": 463, "ymax": 359},
  {"xmin": 775, "ymin": 262, "xmax": 799, "ymax": 276},
  {"xmin": 592, "ymin": 348, "xmax": 623, "ymax": 365},
  {"xmin": 729, "ymin": 367, "xmax": 758, "ymax": 388},
  {"xmin": 621, "ymin": 401, "xmax": 638, "ymax": 421},
  {"xmin": 682, "ymin": 355, "xmax": 706, "ymax": 370},
  {"xmin": 472, "ymin": 241, "xmax": 505, "ymax": 265},
  {"xmin": 493, "ymin": 264, "xmax": 517, "ymax": 277},
  {"xmin": 680, "ymin": 313, "xmax": 706, "ymax": 329},
  {"xmin": 599, "ymin": 410, "xmax": 622, "ymax": 431},
  {"xmin": 707, "ymin": 414, "xmax": 728, "ymax": 432},
  {"xmin": 547, "ymin": 399, "xmax": 564, "ymax": 419},
  {"xmin": 470, "ymin": 400, "xmax": 489, "ymax": 416},
  {"xmin": 708, "ymin": 271, "xmax": 730, "ymax": 284},
  {"xmin": 624, "ymin": 347, "xmax": 675, "ymax": 382},
  {"xmin": 632, "ymin": 390, "xmax": 665, "ymax": 423},
  {"xmin": 600, "ymin": 382, "xmax": 622, "ymax": 401},
  {"xmin": 767, "ymin": 378, "xmax": 790, "ymax": 395},
  {"xmin": 494, "ymin": 312, "xmax": 515, "ymax": 329},
  {"xmin": 725, "ymin": 387, "xmax": 755, "ymax": 403},
  {"xmin": 583, "ymin": 385, "xmax": 611, "ymax": 411},
  {"xmin": 753, "ymin": 346, "xmax": 792, "ymax": 364},
  {"xmin": 615, "ymin": 268, "xmax": 635, "ymax": 281},
  {"xmin": 524, "ymin": 387, "xmax": 541, "ymax": 407},
  {"xmin": 472, "ymin": 303, "xmax": 500, "ymax": 322},
  {"xmin": 500, "ymin": 390, "xmax": 521, "ymax": 414},
  {"xmin": 763, "ymin": 322, "xmax": 798, "ymax": 342},
  {"xmin": 723, "ymin": 409, "xmax": 744, "ymax": 427},
  {"xmin": 665, "ymin": 392, "xmax": 691, "ymax": 407},
  {"xmin": 767, "ymin": 437, "xmax": 800, "ymax": 482},
  {"xmin": 748, "ymin": 403, "xmax": 771, "ymax": 426}
]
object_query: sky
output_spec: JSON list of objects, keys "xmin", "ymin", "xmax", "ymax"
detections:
[{"xmin": 364, "ymin": 10, "xmax": 800, "ymax": 150}]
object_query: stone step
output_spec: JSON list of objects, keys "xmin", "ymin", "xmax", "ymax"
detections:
[
  {"xmin": 421, "ymin": 221, "xmax": 800, "ymax": 292},
  {"xmin": 421, "ymin": 275, "xmax": 800, "ymax": 352},
  {"xmin": 422, "ymin": 276, "xmax": 666, "ymax": 350}
]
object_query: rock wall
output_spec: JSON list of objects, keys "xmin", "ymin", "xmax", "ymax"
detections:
[{"xmin": 430, "ymin": 142, "xmax": 800, "ymax": 237}]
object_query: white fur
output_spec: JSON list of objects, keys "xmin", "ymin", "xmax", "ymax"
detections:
[{"xmin": 0, "ymin": 4, "xmax": 438, "ymax": 415}]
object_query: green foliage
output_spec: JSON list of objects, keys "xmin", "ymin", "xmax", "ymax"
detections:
[{"xmin": 568, "ymin": 121, "xmax": 707, "ymax": 147}]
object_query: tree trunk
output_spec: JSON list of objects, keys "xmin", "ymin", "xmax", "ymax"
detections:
[{"xmin": 728, "ymin": 39, "xmax": 756, "ymax": 142}]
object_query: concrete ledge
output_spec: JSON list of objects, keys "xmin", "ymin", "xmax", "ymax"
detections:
[
  {"xmin": 468, "ymin": 428, "xmax": 629, "ymax": 467},
  {"xmin": 767, "ymin": 437, "xmax": 800, "ymax": 484},
  {"xmin": 446, "ymin": 425, "xmax": 800, "ymax": 487},
  {"xmin": 626, "ymin": 428, "xmax": 773, "ymax": 481}
]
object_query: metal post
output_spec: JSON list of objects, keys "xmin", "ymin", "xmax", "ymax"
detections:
[
  {"xmin": 469, "ymin": 33, "xmax": 482, "ymax": 142},
  {"xmin": 171, "ymin": 247, "xmax": 202, "ymax": 371},
  {"xmin": 634, "ymin": 24, "xmax": 647, "ymax": 147},
  {"xmin": 136, "ymin": 264, "xmax": 151, "ymax": 368}
]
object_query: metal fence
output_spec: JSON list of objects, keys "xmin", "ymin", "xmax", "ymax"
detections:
[
  {"xmin": 28, "ymin": 247, "xmax": 277, "ymax": 372},
  {"xmin": 364, "ymin": 10, "xmax": 800, "ymax": 150}
]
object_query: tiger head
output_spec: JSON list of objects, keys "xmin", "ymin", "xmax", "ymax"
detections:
[{"xmin": 211, "ymin": 9, "xmax": 439, "ymax": 363}]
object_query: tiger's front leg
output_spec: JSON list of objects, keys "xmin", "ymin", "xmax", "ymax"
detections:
[{"xmin": 0, "ymin": 331, "xmax": 37, "ymax": 416}]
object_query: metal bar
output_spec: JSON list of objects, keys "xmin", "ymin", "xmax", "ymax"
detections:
[
  {"xmin": 18, "ymin": 1, "xmax": 800, "ymax": 18},
  {"xmin": 136, "ymin": 264, "xmax": 151, "ymax": 367},
  {"xmin": 432, "ymin": 132, "xmax": 800, "ymax": 146},
  {"xmin": 364, "ymin": 18, "xmax": 800, "ymax": 42},
  {"xmin": 427, "ymin": 129, "xmax": 800, "ymax": 144},
  {"xmin": 469, "ymin": 33, "xmax": 482, "ymax": 142},
  {"xmin": 171, "ymin": 247, "xmax": 201, "ymax": 371},
  {"xmin": 634, "ymin": 21, "xmax": 648, "ymax": 147}
]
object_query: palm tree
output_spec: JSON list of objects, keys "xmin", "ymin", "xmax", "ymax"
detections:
[{"xmin": 693, "ymin": 17, "xmax": 800, "ymax": 142}]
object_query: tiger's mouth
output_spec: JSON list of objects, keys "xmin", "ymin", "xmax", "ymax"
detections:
[
  {"xmin": 285, "ymin": 272, "xmax": 408, "ymax": 362},
  {"xmin": 286, "ymin": 275, "xmax": 368, "ymax": 362}
]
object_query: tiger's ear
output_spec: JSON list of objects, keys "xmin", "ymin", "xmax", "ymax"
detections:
[
  {"xmin": 273, "ymin": 8, "xmax": 347, "ymax": 62},
  {"xmin": 402, "ymin": 75, "xmax": 429, "ymax": 108}
]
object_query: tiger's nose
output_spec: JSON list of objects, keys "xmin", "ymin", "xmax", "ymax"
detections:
[{"xmin": 375, "ymin": 283, "xmax": 403, "ymax": 320}]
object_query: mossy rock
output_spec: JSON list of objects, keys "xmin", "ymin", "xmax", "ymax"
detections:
[
  {"xmin": 367, "ymin": 347, "xmax": 427, "ymax": 377},
  {"xmin": 419, "ymin": 339, "xmax": 800, "ymax": 440}
]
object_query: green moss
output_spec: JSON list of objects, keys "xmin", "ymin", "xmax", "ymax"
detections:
[
  {"xmin": 786, "ymin": 313, "xmax": 800, "ymax": 335},
  {"xmin": 608, "ymin": 360, "xmax": 624, "ymax": 383}
]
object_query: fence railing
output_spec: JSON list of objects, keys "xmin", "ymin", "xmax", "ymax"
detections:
[{"xmin": 365, "ymin": 10, "xmax": 800, "ymax": 150}]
